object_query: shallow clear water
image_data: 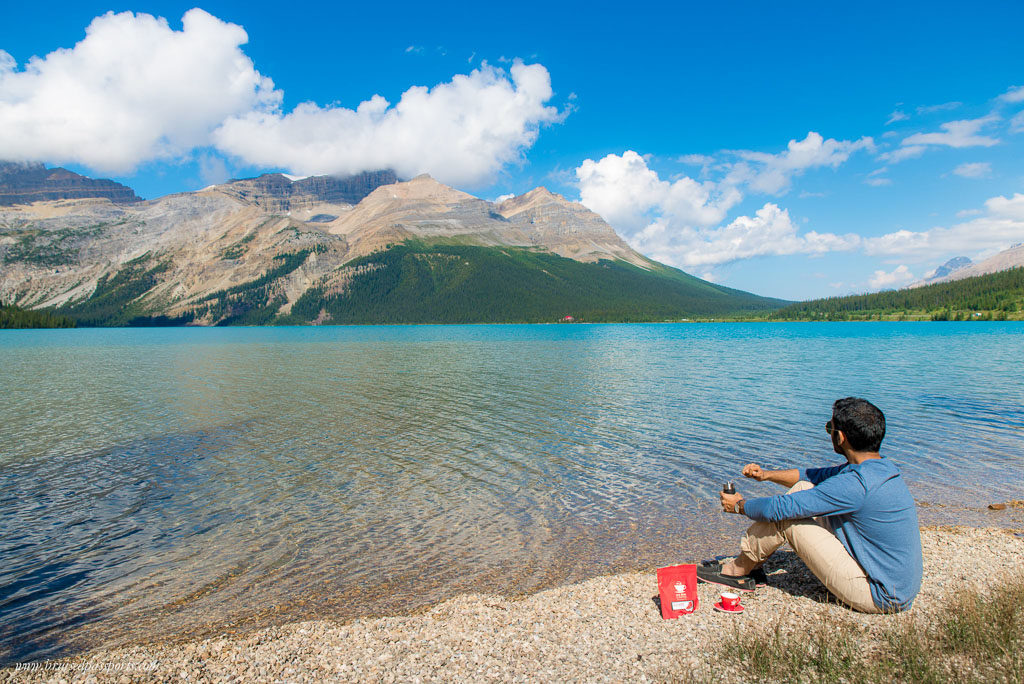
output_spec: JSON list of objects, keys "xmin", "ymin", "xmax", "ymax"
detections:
[{"xmin": 2, "ymin": 323, "xmax": 1023, "ymax": 663}]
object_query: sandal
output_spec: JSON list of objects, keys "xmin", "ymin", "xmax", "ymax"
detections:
[
  {"xmin": 696, "ymin": 564, "xmax": 757, "ymax": 592},
  {"xmin": 701, "ymin": 558, "xmax": 768, "ymax": 586}
]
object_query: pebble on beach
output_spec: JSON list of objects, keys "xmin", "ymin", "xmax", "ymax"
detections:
[{"xmin": 3, "ymin": 526, "xmax": 1022, "ymax": 683}]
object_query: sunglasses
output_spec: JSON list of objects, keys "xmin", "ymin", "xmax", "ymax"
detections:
[{"xmin": 825, "ymin": 420, "xmax": 839, "ymax": 435}]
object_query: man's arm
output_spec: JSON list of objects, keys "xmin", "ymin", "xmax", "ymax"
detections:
[
  {"xmin": 744, "ymin": 473, "xmax": 868, "ymax": 522},
  {"xmin": 742, "ymin": 464, "xmax": 800, "ymax": 488}
]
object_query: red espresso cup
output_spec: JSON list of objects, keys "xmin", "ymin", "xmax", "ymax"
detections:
[{"xmin": 721, "ymin": 591, "xmax": 741, "ymax": 610}]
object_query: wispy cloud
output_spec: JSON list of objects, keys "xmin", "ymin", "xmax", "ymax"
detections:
[
  {"xmin": 1011, "ymin": 111, "xmax": 1024, "ymax": 134},
  {"xmin": 901, "ymin": 114, "xmax": 1000, "ymax": 148},
  {"xmin": 679, "ymin": 153, "xmax": 715, "ymax": 165},
  {"xmin": 999, "ymin": 85, "xmax": 1024, "ymax": 103},
  {"xmin": 916, "ymin": 101, "xmax": 962, "ymax": 114},
  {"xmin": 951, "ymin": 162, "xmax": 991, "ymax": 178},
  {"xmin": 877, "ymin": 145, "xmax": 927, "ymax": 164},
  {"xmin": 886, "ymin": 110, "xmax": 909, "ymax": 125},
  {"xmin": 198, "ymin": 152, "xmax": 230, "ymax": 186}
]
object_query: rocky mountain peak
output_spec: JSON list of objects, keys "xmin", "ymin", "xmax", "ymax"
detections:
[
  {"xmin": 0, "ymin": 161, "xmax": 141, "ymax": 206},
  {"xmin": 932, "ymin": 256, "xmax": 972, "ymax": 279},
  {"xmin": 522, "ymin": 186, "xmax": 562, "ymax": 201},
  {"xmin": 214, "ymin": 169, "xmax": 398, "ymax": 211},
  {"xmin": 497, "ymin": 187, "xmax": 578, "ymax": 216},
  {"xmin": 363, "ymin": 174, "xmax": 477, "ymax": 205},
  {"xmin": 493, "ymin": 186, "xmax": 646, "ymax": 267},
  {"xmin": 911, "ymin": 246, "xmax": 1024, "ymax": 287}
]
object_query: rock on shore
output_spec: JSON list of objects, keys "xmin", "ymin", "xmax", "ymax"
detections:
[{"xmin": 4, "ymin": 526, "xmax": 1021, "ymax": 683}]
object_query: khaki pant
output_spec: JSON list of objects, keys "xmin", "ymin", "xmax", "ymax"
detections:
[{"xmin": 739, "ymin": 481, "xmax": 881, "ymax": 613}]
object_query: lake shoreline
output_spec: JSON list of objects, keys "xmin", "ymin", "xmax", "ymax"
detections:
[
  {"xmin": 5, "ymin": 523, "xmax": 1022, "ymax": 682},
  {"xmin": 4, "ymin": 318, "xmax": 1024, "ymax": 329}
]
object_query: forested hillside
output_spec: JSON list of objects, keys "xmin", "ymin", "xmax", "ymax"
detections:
[
  {"xmin": 772, "ymin": 267, "xmax": 1024, "ymax": 321},
  {"xmin": 279, "ymin": 243, "xmax": 784, "ymax": 325},
  {"xmin": 0, "ymin": 302, "xmax": 75, "ymax": 328}
]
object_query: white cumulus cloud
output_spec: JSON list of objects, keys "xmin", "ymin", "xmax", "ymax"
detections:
[
  {"xmin": 0, "ymin": 10, "xmax": 562, "ymax": 186},
  {"xmin": 214, "ymin": 61, "xmax": 561, "ymax": 187},
  {"xmin": 575, "ymin": 151, "xmax": 741, "ymax": 233},
  {"xmin": 0, "ymin": 9, "xmax": 278, "ymax": 173},
  {"xmin": 630, "ymin": 203, "xmax": 861, "ymax": 269},
  {"xmin": 864, "ymin": 193, "xmax": 1024, "ymax": 259},
  {"xmin": 575, "ymin": 151, "xmax": 860, "ymax": 269},
  {"xmin": 987, "ymin": 193, "xmax": 1024, "ymax": 221},
  {"xmin": 729, "ymin": 132, "xmax": 874, "ymax": 195},
  {"xmin": 869, "ymin": 265, "xmax": 915, "ymax": 290}
]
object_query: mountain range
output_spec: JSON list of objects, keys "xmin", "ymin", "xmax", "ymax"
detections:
[
  {"xmin": 0, "ymin": 162, "xmax": 141, "ymax": 206},
  {"xmin": 0, "ymin": 165, "xmax": 782, "ymax": 325},
  {"xmin": 912, "ymin": 246, "xmax": 1024, "ymax": 287}
]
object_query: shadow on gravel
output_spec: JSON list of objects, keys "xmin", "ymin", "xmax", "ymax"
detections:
[{"xmin": 757, "ymin": 551, "xmax": 833, "ymax": 604}]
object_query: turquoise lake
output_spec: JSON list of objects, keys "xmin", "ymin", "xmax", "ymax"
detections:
[{"xmin": 2, "ymin": 322, "xmax": 1023, "ymax": 663}]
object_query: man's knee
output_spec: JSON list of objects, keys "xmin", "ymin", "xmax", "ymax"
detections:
[
  {"xmin": 787, "ymin": 480, "xmax": 814, "ymax": 494},
  {"xmin": 780, "ymin": 517, "xmax": 821, "ymax": 546}
]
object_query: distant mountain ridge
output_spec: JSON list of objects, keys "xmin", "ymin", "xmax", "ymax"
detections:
[
  {"xmin": 215, "ymin": 170, "xmax": 399, "ymax": 212},
  {"xmin": 0, "ymin": 165, "xmax": 783, "ymax": 325},
  {"xmin": 0, "ymin": 162, "xmax": 141, "ymax": 205},
  {"xmin": 924, "ymin": 256, "xmax": 972, "ymax": 283},
  {"xmin": 912, "ymin": 244, "xmax": 1024, "ymax": 287}
]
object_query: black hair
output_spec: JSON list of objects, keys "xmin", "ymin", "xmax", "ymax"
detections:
[{"xmin": 832, "ymin": 397, "xmax": 886, "ymax": 452}]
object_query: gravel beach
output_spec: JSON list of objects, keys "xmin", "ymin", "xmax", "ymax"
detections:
[{"xmin": 4, "ymin": 524, "xmax": 1022, "ymax": 683}]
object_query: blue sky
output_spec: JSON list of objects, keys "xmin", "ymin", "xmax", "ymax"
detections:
[{"xmin": 2, "ymin": 1, "xmax": 1023, "ymax": 300}]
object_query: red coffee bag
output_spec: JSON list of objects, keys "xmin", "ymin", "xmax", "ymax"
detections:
[{"xmin": 657, "ymin": 563, "xmax": 699, "ymax": 618}]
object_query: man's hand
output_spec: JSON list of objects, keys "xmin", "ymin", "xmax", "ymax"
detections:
[
  {"xmin": 742, "ymin": 465, "xmax": 801, "ymax": 488},
  {"xmin": 743, "ymin": 463, "xmax": 768, "ymax": 481},
  {"xmin": 721, "ymin": 490, "xmax": 745, "ymax": 514}
]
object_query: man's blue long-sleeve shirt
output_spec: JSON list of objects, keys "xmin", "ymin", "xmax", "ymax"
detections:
[{"xmin": 743, "ymin": 458, "xmax": 922, "ymax": 611}]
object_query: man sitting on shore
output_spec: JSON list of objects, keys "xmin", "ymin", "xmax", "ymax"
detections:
[{"xmin": 698, "ymin": 397, "xmax": 922, "ymax": 613}]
